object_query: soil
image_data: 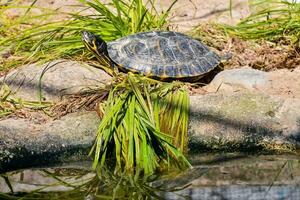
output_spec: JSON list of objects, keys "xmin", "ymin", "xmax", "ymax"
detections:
[
  {"xmin": 5, "ymin": 0, "xmax": 250, "ymax": 31},
  {"xmin": 157, "ymin": 0, "xmax": 250, "ymax": 31}
]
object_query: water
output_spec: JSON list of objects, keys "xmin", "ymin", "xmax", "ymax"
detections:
[{"xmin": 1, "ymin": 153, "xmax": 300, "ymax": 199}]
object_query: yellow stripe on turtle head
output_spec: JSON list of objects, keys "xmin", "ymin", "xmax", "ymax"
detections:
[
  {"xmin": 82, "ymin": 31, "xmax": 116, "ymax": 69},
  {"xmin": 84, "ymin": 39, "xmax": 97, "ymax": 53}
]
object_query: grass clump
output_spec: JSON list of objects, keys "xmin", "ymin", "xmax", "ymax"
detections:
[
  {"xmin": 190, "ymin": 19, "xmax": 300, "ymax": 71},
  {"xmin": 0, "ymin": 0, "xmax": 177, "ymax": 70},
  {"xmin": 90, "ymin": 73, "xmax": 191, "ymax": 175},
  {"xmin": 189, "ymin": 0, "xmax": 300, "ymax": 71},
  {"xmin": 224, "ymin": 0, "xmax": 300, "ymax": 45}
]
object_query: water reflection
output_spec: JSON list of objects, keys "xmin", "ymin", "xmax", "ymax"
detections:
[
  {"xmin": 0, "ymin": 167, "xmax": 187, "ymax": 199},
  {"xmin": 0, "ymin": 154, "xmax": 300, "ymax": 199}
]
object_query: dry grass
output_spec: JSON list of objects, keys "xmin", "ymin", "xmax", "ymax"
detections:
[
  {"xmin": 50, "ymin": 90, "xmax": 108, "ymax": 119},
  {"xmin": 190, "ymin": 23, "xmax": 300, "ymax": 71}
]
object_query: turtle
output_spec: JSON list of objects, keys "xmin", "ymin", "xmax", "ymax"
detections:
[{"xmin": 81, "ymin": 30, "xmax": 222, "ymax": 81}]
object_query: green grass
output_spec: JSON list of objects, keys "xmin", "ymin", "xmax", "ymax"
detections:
[
  {"xmin": 0, "ymin": 0, "xmax": 177, "ymax": 70},
  {"xmin": 90, "ymin": 73, "xmax": 191, "ymax": 175},
  {"xmin": 224, "ymin": 0, "xmax": 300, "ymax": 45}
]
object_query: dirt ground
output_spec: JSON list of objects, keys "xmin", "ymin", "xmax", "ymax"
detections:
[
  {"xmin": 6, "ymin": 0, "xmax": 250, "ymax": 32},
  {"xmin": 157, "ymin": 0, "xmax": 250, "ymax": 31}
]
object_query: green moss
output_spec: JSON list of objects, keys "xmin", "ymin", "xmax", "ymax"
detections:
[{"xmin": 220, "ymin": 93, "xmax": 279, "ymax": 120}]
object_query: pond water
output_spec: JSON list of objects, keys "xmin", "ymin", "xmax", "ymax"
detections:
[{"xmin": 1, "ymin": 153, "xmax": 300, "ymax": 200}]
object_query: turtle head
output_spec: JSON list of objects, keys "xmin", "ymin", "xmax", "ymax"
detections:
[
  {"xmin": 81, "ymin": 31, "xmax": 108, "ymax": 56},
  {"xmin": 81, "ymin": 31, "xmax": 116, "ymax": 70}
]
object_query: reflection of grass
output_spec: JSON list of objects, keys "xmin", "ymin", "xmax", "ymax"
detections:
[
  {"xmin": 0, "ymin": 0, "xmax": 177, "ymax": 71},
  {"xmin": 224, "ymin": 0, "xmax": 300, "ymax": 45},
  {"xmin": 1, "ymin": 167, "xmax": 188, "ymax": 200},
  {"xmin": 2, "ymin": 156, "xmax": 299, "ymax": 199}
]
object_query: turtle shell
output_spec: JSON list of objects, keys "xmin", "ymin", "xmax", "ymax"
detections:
[{"xmin": 107, "ymin": 31, "xmax": 221, "ymax": 79}]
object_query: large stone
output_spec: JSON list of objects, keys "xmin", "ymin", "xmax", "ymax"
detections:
[
  {"xmin": 0, "ymin": 112, "xmax": 100, "ymax": 173},
  {"xmin": 204, "ymin": 67, "xmax": 269, "ymax": 92},
  {"xmin": 205, "ymin": 66, "xmax": 300, "ymax": 99},
  {"xmin": 188, "ymin": 92, "xmax": 300, "ymax": 153},
  {"xmin": 0, "ymin": 60, "xmax": 112, "ymax": 102},
  {"xmin": 1, "ymin": 91, "xmax": 299, "ymax": 173},
  {"xmin": 1, "ymin": 64, "xmax": 300, "ymax": 173}
]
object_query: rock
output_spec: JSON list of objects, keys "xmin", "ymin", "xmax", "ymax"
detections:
[
  {"xmin": 1, "ymin": 91, "xmax": 299, "ymax": 173},
  {"xmin": 204, "ymin": 67, "xmax": 269, "ymax": 92},
  {"xmin": 188, "ymin": 92, "xmax": 300, "ymax": 154},
  {"xmin": 0, "ymin": 60, "xmax": 112, "ymax": 102},
  {"xmin": 0, "ymin": 112, "xmax": 100, "ymax": 173},
  {"xmin": 1, "ymin": 64, "xmax": 300, "ymax": 173},
  {"xmin": 205, "ymin": 66, "xmax": 300, "ymax": 99}
]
